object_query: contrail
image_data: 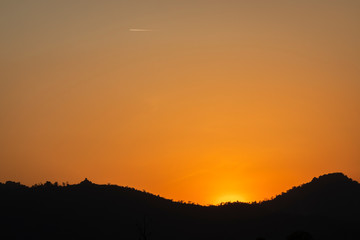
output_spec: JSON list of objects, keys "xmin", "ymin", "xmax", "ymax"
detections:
[{"xmin": 129, "ymin": 28, "xmax": 155, "ymax": 32}]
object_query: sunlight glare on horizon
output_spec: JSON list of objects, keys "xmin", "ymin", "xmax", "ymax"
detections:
[{"xmin": 216, "ymin": 194, "xmax": 248, "ymax": 204}]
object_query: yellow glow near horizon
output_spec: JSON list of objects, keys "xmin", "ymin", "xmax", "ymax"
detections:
[{"xmin": 216, "ymin": 194, "xmax": 248, "ymax": 204}]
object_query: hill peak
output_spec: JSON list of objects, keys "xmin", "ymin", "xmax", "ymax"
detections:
[
  {"xmin": 79, "ymin": 178, "xmax": 93, "ymax": 185},
  {"xmin": 311, "ymin": 172, "xmax": 353, "ymax": 184}
]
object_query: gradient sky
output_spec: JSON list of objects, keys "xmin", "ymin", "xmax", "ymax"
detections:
[{"xmin": 1, "ymin": 0, "xmax": 360, "ymax": 204}]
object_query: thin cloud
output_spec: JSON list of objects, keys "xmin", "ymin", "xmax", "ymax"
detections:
[{"xmin": 129, "ymin": 28, "xmax": 155, "ymax": 32}]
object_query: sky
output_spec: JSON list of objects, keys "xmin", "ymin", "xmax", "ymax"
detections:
[{"xmin": 1, "ymin": 0, "xmax": 360, "ymax": 205}]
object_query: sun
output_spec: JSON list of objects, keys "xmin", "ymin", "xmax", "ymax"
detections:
[{"xmin": 216, "ymin": 193, "xmax": 247, "ymax": 204}]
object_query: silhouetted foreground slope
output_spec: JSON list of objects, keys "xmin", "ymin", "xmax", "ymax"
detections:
[{"xmin": 1, "ymin": 173, "xmax": 359, "ymax": 240}]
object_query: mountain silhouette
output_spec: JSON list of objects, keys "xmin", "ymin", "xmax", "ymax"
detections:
[
  {"xmin": 263, "ymin": 172, "xmax": 360, "ymax": 216},
  {"xmin": 0, "ymin": 172, "xmax": 359, "ymax": 240}
]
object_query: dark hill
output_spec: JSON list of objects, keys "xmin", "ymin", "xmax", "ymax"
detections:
[
  {"xmin": 0, "ymin": 173, "xmax": 359, "ymax": 240},
  {"xmin": 263, "ymin": 172, "xmax": 360, "ymax": 216}
]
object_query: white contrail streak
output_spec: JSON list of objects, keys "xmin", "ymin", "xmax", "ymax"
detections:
[{"xmin": 129, "ymin": 28, "xmax": 155, "ymax": 32}]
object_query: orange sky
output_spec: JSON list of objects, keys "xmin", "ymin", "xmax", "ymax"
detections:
[{"xmin": 1, "ymin": 0, "xmax": 360, "ymax": 205}]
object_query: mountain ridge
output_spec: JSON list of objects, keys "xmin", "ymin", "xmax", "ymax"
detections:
[
  {"xmin": 1, "ymin": 172, "xmax": 359, "ymax": 240},
  {"xmin": 1, "ymin": 172, "xmax": 358, "ymax": 206}
]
